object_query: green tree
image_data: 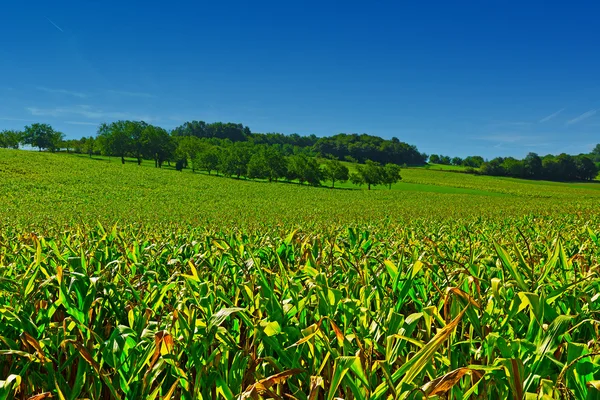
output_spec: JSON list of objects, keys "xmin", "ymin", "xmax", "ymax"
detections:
[
  {"xmin": 451, "ymin": 157, "xmax": 463, "ymax": 166},
  {"xmin": 501, "ymin": 157, "xmax": 525, "ymax": 178},
  {"xmin": 382, "ymin": 163, "xmax": 402, "ymax": 188},
  {"xmin": 480, "ymin": 158, "xmax": 506, "ymax": 176},
  {"xmin": 463, "ymin": 156, "xmax": 484, "ymax": 168},
  {"xmin": 96, "ymin": 121, "xmax": 131, "ymax": 164},
  {"xmin": 49, "ymin": 131, "xmax": 65, "ymax": 152},
  {"xmin": 0, "ymin": 130, "xmax": 22, "ymax": 149},
  {"xmin": 22, "ymin": 123, "xmax": 55, "ymax": 151},
  {"xmin": 128, "ymin": 121, "xmax": 148, "ymax": 165},
  {"xmin": 220, "ymin": 142, "xmax": 252, "ymax": 178},
  {"xmin": 81, "ymin": 136, "xmax": 96, "ymax": 157},
  {"xmin": 523, "ymin": 152, "xmax": 543, "ymax": 179},
  {"xmin": 247, "ymin": 147, "xmax": 287, "ymax": 182},
  {"xmin": 575, "ymin": 155, "xmax": 598, "ymax": 180},
  {"xmin": 591, "ymin": 144, "xmax": 600, "ymax": 162},
  {"xmin": 175, "ymin": 136, "xmax": 203, "ymax": 171},
  {"xmin": 287, "ymin": 154, "xmax": 321, "ymax": 186},
  {"xmin": 439, "ymin": 155, "xmax": 451, "ymax": 165},
  {"xmin": 428, "ymin": 154, "xmax": 440, "ymax": 164},
  {"xmin": 351, "ymin": 160, "xmax": 384, "ymax": 190},
  {"xmin": 141, "ymin": 124, "xmax": 174, "ymax": 168},
  {"xmin": 194, "ymin": 147, "xmax": 221, "ymax": 174},
  {"xmin": 322, "ymin": 159, "xmax": 349, "ymax": 188}
]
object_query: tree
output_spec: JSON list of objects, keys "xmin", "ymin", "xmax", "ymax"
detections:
[
  {"xmin": 322, "ymin": 159, "xmax": 349, "ymax": 188},
  {"xmin": 220, "ymin": 142, "xmax": 252, "ymax": 178},
  {"xmin": 286, "ymin": 154, "xmax": 322, "ymax": 186},
  {"xmin": 96, "ymin": 121, "xmax": 131, "ymax": 164},
  {"xmin": 439, "ymin": 155, "xmax": 451, "ymax": 165},
  {"xmin": 49, "ymin": 131, "xmax": 65, "ymax": 152},
  {"xmin": 194, "ymin": 147, "xmax": 221, "ymax": 174},
  {"xmin": 128, "ymin": 121, "xmax": 148, "ymax": 165},
  {"xmin": 591, "ymin": 144, "xmax": 600, "ymax": 162},
  {"xmin": 141, "ymin": 124, "xmax": 174, "ymax": 168},
  {"xmin": 0, "ymin": 130, "xmax": 22, "ymax": 149},
  {"xmin": 451, "ymin": 157, "xmax": 463, "ymax": 166},
  {"xmin": 175, "ymin": 136, "xmax": 203, "ymax": 170},
  {"xmin": 523, "ymin": 152, "xmax": 543, "ymax": 179},
  {"xmin": 429, "ymin": 154, "xmax": 440, "ymax": 164},
  {"xmin": 81, "ymin": 136, "xmax": 96, "ymax": 157},
  {"xmin": 480, "ymin": 158, "xmax": 505, "ymax": 176},
  {"xmin": 501, "ymin": 157, "xmax": 524, "ymax": 178},
  {"xmin": 22, "ymin": 123, "xmax": 55, "ymax": 151},
  {"xmin": 247, "ymin": 147, "xmax": 287, "ymax": 182},
  {"xmin": 382, "ymin": 163, "xmax": 402, "ymax": 188},
  {"xmin": 352, "ymin": 160, "xmax": 384, "ymax": 190},
  {"xmin": 463, "ymin": 156, "xmax": 484, "ymax": 168},
  {"xmin": 575, "ymin": 155, "xmax": 598, "ymax": 180}
]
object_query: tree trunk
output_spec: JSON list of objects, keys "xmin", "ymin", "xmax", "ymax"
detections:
[
  {"xmin": 368, "ymin": 183, "xmax": 371, "ymax": 190},
  {"xmin": 121, "ymin": 156, "xmax": 125, "ymax": 164}
]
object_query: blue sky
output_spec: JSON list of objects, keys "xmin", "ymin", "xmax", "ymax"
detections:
[{"xmin": 1, "ymin": 1, "xmax": 599, "ymax": 158}]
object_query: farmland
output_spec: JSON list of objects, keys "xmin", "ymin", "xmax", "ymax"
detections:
[{"xmin": 1, "ymin": 149, "xmax": 600, "ymax": 399}]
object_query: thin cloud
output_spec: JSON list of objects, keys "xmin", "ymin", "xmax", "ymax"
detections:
[
  {"xmin": 0, "ymin": 117, "xmax": 37, "ymax": 122},
  {"xmin": 27, "ymin": 105, "xmax": 154, "ymax": 122},
  {"xmin": 539, "ymin": 108, "xmax": 565, "ymax": 123},
  {"xmin": 107, "ymin": 90, "xmax": 156, "ymax": 99},
  {"xmin": 45, "ymin": 16, "xmax": 64, "ymax": 33},
  {"xmin": 477, "ymin": 134, "xmax": 539, "ymax": 143},
  {"xmin": 487, "ymin": 121, "xmax": 532, "ymax": 129},
  {"xmin": 36, "ymin": 87, "xmax": 88, "ymax": 98},
  {"xmin": 566, "ymin": 110, "xmax": 597, "ymax": 125},
  {"xmin": 64, "ymin": 121, "xmax": 100, "ymax": 126}
]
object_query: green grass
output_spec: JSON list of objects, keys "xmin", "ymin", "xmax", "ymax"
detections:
[
  {"xmin": 2, "ymin": 149, "xmax": 599, "ymax": 229},
  {"xmin": 1, "ymin": 149, "xmax": 600, "ymax": 399},
  {"xmin": 418, "ymin": 163, "xmax": 476, "ymax": 171}
]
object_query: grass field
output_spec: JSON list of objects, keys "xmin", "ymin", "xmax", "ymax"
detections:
[{"xmin": 1, "ymin": 149, "xmax": 600, "ymax": 399}]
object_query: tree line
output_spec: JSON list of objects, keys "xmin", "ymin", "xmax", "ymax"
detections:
[
  {"xmin": 2, "ymin": 120, "xmax": 599, "ymax": 183},
  {"xmin": 0, "ymin": 121, "xmax": 403, "ymax": 189},
  {"xmin": 428, "ymin": 150, "xmax": 600, "ymax": 181}
]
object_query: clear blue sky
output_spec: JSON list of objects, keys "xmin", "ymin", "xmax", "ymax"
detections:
[{"xmin": 1, "ymin": 1, "xmax": 599, "ymax": 158}]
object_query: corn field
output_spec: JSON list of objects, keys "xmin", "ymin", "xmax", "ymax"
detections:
[{"xmin": 1, "ymin": 219, "xmax": 599, "ymax": 399}]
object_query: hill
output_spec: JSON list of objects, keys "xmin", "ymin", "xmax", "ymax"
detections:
[{"xmin": 1, "ymin": 149, "xmax": 599, "ymax": 229}]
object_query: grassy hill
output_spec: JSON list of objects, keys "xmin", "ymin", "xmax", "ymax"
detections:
[{"xmin": 1, "ymin": 149, "xmax": 599, "ymax": 229}]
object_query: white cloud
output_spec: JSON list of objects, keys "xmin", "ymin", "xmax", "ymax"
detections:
[
  {"xmin": 27, "ymin": 105, "xmax": 155, "ymax": 121},
  {"xmin": 539, "ymin": 108, "xmax": 565, "ymax": 123},
  {"xmin": 0, "ymin": 117, "xmax": 37, "ymax": 122},
  {"xmin": 566, "ymin": 110, "xmax": 597, "ymax": 125},
  {"xmin": 106, "ymin": 90, "xmax": 156, "ymax": 98},
  {"xmin": 64, "ymin": 121, "xmax": 100, "ymax": 126},
  {"xmin": 36, "ymin": 87, "xmax": 88, "ymax": 98},
  {"xmin": 477, "ymin": 134, "xmax": 539, "ymax": 143}
]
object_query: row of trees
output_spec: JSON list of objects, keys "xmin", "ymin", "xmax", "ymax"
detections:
[
  {"xmin": 1, "ymin": 124, "xmax": 65, "ymax": 152},
  {"xmin": 480, "ymin": 152, "xmax": 599, "ymax": 181},
  {"xmin": 312, "ymin": 133, "xmax": 427, "ymax": 165},
  {"xmin": 171, "ymin": 121, "xmax": 426, "ymax": 166},
  {"xmin": 429, "ymin": 154, "xmax": 485, "ymax": 168},
  {"xmin": 188, "ymin": 140, "xmax": 402, "ymax": 189},
  {"xmin": 3, "ymin": 120, "xmax": 599, "ymax": 183}
]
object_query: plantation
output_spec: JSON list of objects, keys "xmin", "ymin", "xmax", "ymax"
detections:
[{"xmin": 1, "ymin": 149, "xmax": 600, "ymax": 399}]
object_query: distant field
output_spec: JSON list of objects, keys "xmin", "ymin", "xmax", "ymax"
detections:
[
  {"xmin": 1, "ymin": 149, "xmax": 599, "ymax": 229},
  {"xmin": 1, "ymin": 149, "xmax": 600, "ymax": 399},
  {"xmin": 418, "ymin": 163, "xmax": 476, "ymax": 171}
]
